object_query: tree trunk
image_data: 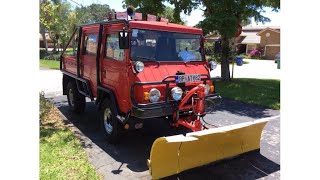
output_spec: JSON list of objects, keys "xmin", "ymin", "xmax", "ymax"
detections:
[
  {"xmin": 40, "ymin": 24, "xmax": 48, "ymax": 53},
  {"xmin": 220, "ymin": 35, "xmax": 230, "ymax": 81},
  {"xmin": 53, "ymin": 42, "xmax": 57, "ymax": 53},
  {"xmin": 57, "ymin": 40, "xmax": 60, "ymax": 52}
]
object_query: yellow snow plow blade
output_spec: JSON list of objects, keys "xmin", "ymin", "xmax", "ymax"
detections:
[{"xmin": 148, "ymin": 118, "xmax": 270, "ymax": 179}]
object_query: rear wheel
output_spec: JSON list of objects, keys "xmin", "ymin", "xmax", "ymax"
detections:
[
  {"xmin": 99, "ymin": 98, "xmax": 123, "ymax": 144},
  {"xmin": 66, "ymin": 81, "xmax": 86, "ymax": 113}
]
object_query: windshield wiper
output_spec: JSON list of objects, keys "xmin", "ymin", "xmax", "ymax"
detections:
[{"xmin": 135, "ymin": 56, "xmax": 160, "ymax": 66}]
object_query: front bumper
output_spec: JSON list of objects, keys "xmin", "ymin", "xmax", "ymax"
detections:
[
  {"xmin": 130, "ymin": 74, "xmax": 221, "ymax": 119},
  {"xmin": 131, "ymin": 93, "xmax": 221, "ymax": 119},
  {"xmin": 132, "ymin": 102, "xmax": 175, "ymax": 119}
]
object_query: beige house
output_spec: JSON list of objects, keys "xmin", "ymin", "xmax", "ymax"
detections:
[
  {"xmin": 39, "ymin": 33, "xmax": 54, "ymax": 48},
  {"xmin": 206, "ymin": 26, "xmax": 280, "ymax": 60},
  {"xmin": 257, "ymin": 27, "xmax": 280, "ymax": 59},
  {"xmin": 236, "ymin": 26, "xmax": 280, "ymax": 59}
]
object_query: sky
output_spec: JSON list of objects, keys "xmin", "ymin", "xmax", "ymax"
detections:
[{"xmin": 72, "ymin": 0, "xmax": 280, "ymax": 27}]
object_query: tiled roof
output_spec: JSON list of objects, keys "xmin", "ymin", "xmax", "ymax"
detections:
[
  {"xmin": 239, "ymin": 32, "xmax": 261, "ymax": 44},
  {"xmin": 242, "ymin": 26, "xmax": 280, "ymax": 31},
  {"xmin": 256, "ymin": 27, "xmax": 280, "ymax": 35}
]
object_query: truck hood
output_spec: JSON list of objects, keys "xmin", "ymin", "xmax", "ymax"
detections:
[{"xmin": 136, "ymin": 63, "xmax": 209, "ymax": 82}]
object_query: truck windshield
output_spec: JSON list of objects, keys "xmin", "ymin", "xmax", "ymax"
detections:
[{"xmin": 130, "ymin": 29, "xmax": 203, "ymax": 62}]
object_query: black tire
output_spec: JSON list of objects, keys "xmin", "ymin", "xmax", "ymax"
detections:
[
  {"xmin": 66, "ymin": 81, "xmax": 86, "ymax": 113},
  {"xmin": 176, "ymin": 125, "xmax": 193, "ymax": 135},
  {"xmin": 99, "ymin": 98, "xmax": 123, "ymax": 144}
]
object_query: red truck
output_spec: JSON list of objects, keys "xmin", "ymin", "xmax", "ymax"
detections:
[
  {"xmin": 60, "ymin": 9, "xmax": 268, "ymax": 179},
  {"xmin": 61, "ymin": 16, "xmax": 220, "ymax": 141}
]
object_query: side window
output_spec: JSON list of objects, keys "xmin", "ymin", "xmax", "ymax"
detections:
[
  {"xmin": 83, "ymin": 34, "xmax": 98, "ymax": 56},
  {"xmin": 73, "ymin": 33, "xmax": 78, "ymax": 56},
  {"xmin": 105, "ymin": 34, "xmax": 124, "ymax": 61},
  {"xmin": 62, "ymin": 28, "xmax": 79, "ymax": 56}
]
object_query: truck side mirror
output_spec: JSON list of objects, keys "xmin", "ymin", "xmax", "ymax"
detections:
[{"xmin": 119, "ymin": 30, "xmax": 129, "ymax": 49}]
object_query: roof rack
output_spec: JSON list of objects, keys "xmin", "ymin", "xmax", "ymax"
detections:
[{"xmin": 77, "ymin": 19, "xmax": 127, "ymax": 27}]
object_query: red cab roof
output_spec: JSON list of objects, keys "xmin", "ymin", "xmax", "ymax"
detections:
[{"xmin": 129, "ymin": 21, "xmax": 203, "ymax": 35}]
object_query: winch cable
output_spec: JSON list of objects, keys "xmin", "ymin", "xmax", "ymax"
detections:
[
  {"xmin": 191, "ymin": 97, "xmax": 219, "ymax": 128},
  {"xmin": 201, "ymin": 117, "xmax": 219, "ymax": 128}
]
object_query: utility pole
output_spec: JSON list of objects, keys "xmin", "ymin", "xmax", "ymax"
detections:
[{"xmin": 68, "ymin": 0, "xmax": 83, "ymax": 7}]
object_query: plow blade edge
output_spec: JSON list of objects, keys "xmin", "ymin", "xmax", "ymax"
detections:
[{"xmin": 148, "ymin": 118, "xmax": 269, "ymax": 179}]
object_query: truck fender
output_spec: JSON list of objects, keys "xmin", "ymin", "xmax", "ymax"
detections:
[
  {"xmin": 96, "ymin": 87, "xmax": 120, "ymax": 117},
  {"xmin": 62, "ymin": 74, "xmax": 74, "ymax": 95}
]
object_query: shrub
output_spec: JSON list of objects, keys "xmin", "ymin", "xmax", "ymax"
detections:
[
  {"xmin": 40, "ymin": 49, "xmax": 62, "ymax": 61},
  {"xmin": 247, "ymin": 47, "xmax": 264, "ymax": 59},
  {"xmin": 204, "ymin": 41, "xmax": 215, "ymax": 55}
]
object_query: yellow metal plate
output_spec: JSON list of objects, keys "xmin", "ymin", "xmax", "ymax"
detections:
[
  {"xmin": 148, "ymin": 135, "xmax": 197, "ymax": 179},
  {"xmin": 148, "ymin": 119, "xmax": 269, "ymax": 179}
]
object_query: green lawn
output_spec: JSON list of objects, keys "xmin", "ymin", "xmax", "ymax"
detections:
[
  {"xmin": 40, "ymin": 59, "xmax": 60, "ymax": 70},
  {"xmin": 214, "ymin": 78, "xmax": 280, "ymax": 109},
  {"xmin": 40, "ymin": 93, "xmax": 101, "ymax": 180}
]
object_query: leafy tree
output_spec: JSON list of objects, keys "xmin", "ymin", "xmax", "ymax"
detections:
[
  {"xmin": 40, "ymin": 1, "xmax": 114, "ymax": 52},
  {"xmin": 40, "ymin": 0, "xmax": 57, "ymax": 52},
  {"xmin": 159, "ymin": 6, "xmax": 185, "ymax": 24},
  {"xmin": 39, "ymin": 0, "xmax": 72, "ymax": 52},
  {"xmin": 75, "ymin": 3, "xmax": 113, "ymax": 24},
  {"xmin": 124, "ymin": 0, "xmax": 185, "ymax": 23},
  {"xmin": 123, "ymin": 0, "xmax": 165, "ymax": 19},
  {"xmin": 51, "ymin": 0, "xmax": 72, "ymax": 51}
]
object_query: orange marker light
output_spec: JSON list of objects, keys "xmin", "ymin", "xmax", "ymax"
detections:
[
  {"xmin": 144, "ymin": 92, "xmax": 150, "ymax": 101},
  {"xmin": 210, "ymin": 85, "xmax": 214, "ymax": 93}
]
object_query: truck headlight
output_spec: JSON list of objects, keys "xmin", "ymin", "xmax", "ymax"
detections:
[
  {"xmin": 209, "ymin": 61, "xmax": 217, "ymax": 70},
  {"xmin": 171, "ymin": 87, "xmax": 183, "ymax": 101},
  {"xmin": 134, "ymin": 61, "xmax": 144, "ymax": 73},
  {"xmin": 149, "ymin": 88, "xmax": 161, "ymax": 102},
  {"xmin": 205, "ymin": 84, "xmax": 210, "ymax": 95}
]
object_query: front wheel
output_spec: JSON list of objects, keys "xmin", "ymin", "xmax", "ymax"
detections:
[{"xmin": 99, "ymin": 98, "xmax": 123, "ymax": 144}]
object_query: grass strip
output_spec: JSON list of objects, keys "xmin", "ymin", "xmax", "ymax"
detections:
[
  {"xmin": 40, "ymin": 93, "xmax": 101, "ymax": 180},
  {"xmin": 215, "ymin": 78, "xmax": 280, "ymax": 109}
]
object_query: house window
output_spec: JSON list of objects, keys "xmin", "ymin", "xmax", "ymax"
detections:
[
  {"xmin": 105, "ymin": 34, "xmax": 124, "ymax": 61},
  {"xmin": 83, "ymin": 34, "xmax": 98, "ymax": 56}
]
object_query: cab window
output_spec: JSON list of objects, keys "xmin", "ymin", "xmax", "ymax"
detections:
[
  {"xmin": 105, "ymin": 34, "xmax": 124, "ymax": 61},
  {"xmin": 83, "ymin": 34, "xmax": 98, "ymax": 56}
]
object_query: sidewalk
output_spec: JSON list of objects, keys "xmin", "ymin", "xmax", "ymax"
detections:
[
  {"xmin": 39, "ymin": 69, "xmax": 62, "ymax": 97},
  {"xmin": 210, "ymin": 59, "xmax": 280, "ymax": 79}
]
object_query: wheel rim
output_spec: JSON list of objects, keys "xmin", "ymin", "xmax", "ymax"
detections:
[
  {"xmin": 68, "ymin": 88, "xmax": 74, "ymax": 107},
  {"xmin": 103, "ymin": 108, "xmax": 113, "ymax": 134}
]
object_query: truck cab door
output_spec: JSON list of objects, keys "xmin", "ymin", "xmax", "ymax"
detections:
[
  {"xmin": 80, "ymin": 30, "xmax": 99, "ymax": 96},
  {"xmin": 100, "ymin": 23, "xmax": 129, "ymax": 112}
]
